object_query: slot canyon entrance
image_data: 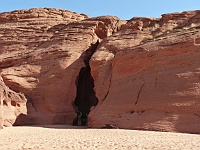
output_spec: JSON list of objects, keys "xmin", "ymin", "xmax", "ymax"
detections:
[{"xmin": 72, "ymin": 41, "xmax": 99, "ymax": 126}]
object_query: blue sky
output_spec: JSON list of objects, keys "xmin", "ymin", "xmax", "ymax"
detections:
[{"xmin": 0, "ymin": 0, "xmax": 199, "ymax": 20}]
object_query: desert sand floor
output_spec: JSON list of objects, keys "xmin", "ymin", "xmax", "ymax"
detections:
[{"xmin": 0, "ymin": 125, "xmax": 200, "ymax": 150}]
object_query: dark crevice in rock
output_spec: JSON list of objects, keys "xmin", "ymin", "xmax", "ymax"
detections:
[
  {"xmin": 3, "ymin": 100, "xmax": 8, "ymax": 106},
  {"xmin": 73, "ymin": 41, "xmax": 99, "ymax": 126},
  {"xmin": 135, "ymin": 78, "xmax": 145, "ymax": 105},
  {"xmin": 102, "ymin": 62, "xmax": 113, "ymax": 101}
]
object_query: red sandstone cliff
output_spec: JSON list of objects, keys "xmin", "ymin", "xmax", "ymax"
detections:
[
  {"xmin": 0, "ymin": 8, "xmax": 199, "ymax": 133},
  {"xmin": 89, "ymin": 10, "xmax": 200, "ymax": 133},
  {"xmin": 0, "ymin": 8, "xmax": 123, "ymax": 127}
]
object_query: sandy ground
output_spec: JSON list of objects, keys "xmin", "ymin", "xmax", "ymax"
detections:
[{"xmin": 0, "ymin": 125, "xmax": 200, "ymax": 150}]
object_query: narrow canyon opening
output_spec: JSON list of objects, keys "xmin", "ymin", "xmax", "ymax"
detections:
[{"xmin": 72, "ymin": 41, "xmax": 99, "ymax": 126}]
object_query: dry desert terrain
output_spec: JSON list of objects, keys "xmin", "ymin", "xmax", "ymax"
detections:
[{"xmin": 0, "ymin": 125, "xmax": 200, "ymax": 150}]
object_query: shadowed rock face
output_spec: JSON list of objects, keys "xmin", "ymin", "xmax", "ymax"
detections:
[
  {"xmin": 0, "ymin": 8, "xmax": 200, "ymax": 133},
  {"xmin": 73, "ymin": 42, "xmax": 99, "ymax": 126}
]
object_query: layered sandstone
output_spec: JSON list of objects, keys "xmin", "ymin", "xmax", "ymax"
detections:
[
  {"xmin": 89, "ymin": 10, "xmax": 200, "ymax": 133},
  {"xmin": 0, "ymin": 8, "xmax": 200, "ymax": 133},
  {"xmin": 0, "ymin": 8, "xmax": 124, "ymax": 127}
]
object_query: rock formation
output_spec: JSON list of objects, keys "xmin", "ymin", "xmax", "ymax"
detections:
[
  {"xmin": 89, "ymin": 10, "xmax": 200, "ymax": 133},
  {"xmin": 0, "ymin": 75, "xmax": 27, "ymax": 127},
  {"xmin": 0, "ymin": 8, "xmax": 200, "ymax": 133},
  {"xmin": 0, "ymin": 8, "xmax": 123, "ymax": 127}
]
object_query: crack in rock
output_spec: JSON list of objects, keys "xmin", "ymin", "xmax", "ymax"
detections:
[
  {"xmin": 102, "ymin": 62, "xmax": 113, "ymax": 101},
  {"xmin": 135, "ymin": 78, "xmax": 145, "ymax": 105}
]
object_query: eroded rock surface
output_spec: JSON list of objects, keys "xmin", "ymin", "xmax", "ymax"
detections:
[
  {"xmin": 89, "ymin": 10, "xmax": 200, "ymax": 133},
  {"xmin": 0, "ymin": 75, "xmax": 27, "ymax": 128},
  {"xmin": 0, "ymin": 8, "xmax": 200, "ymax": 133},
  {"xmin": 0, "ymin": 8, "xmax": 122, "ymax": 126}
]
